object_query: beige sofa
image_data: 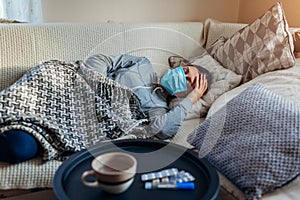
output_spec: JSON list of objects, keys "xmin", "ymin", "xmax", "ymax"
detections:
[{"xmin": 0, "ymin": 19, "xmax": 299, "ymax": 200}]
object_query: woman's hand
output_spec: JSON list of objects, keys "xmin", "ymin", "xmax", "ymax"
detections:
[{"xmin": 187, "ymin": 74, "xmax": 207, "ymax": 104}]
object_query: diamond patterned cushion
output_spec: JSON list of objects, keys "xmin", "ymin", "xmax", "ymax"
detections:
[
  {"xmin": 208, "ymin": 2, "xmax": 295, "ymax": 83},
  {"xmin": 187, "ymin": 83, "xmax": 300, "ymax": 199}
]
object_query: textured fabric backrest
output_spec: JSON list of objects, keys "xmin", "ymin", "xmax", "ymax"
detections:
[{"xmin": 0, "ymin": 22, "xmax": 204, "ymax": 91}]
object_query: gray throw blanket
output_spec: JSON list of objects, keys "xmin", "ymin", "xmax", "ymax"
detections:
[{"xmin": 0, "ymin": 60, "xmax": 148, "ymax": 161}]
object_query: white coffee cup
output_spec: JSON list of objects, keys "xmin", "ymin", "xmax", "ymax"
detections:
[{"xmin": 81, "ymin": 152, "xmax": 137, "ymax": 194}]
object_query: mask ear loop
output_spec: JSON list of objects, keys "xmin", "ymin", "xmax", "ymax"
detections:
[{"xmin": 178, "ymin": 66, "xmax": 187, "ymax": 93}]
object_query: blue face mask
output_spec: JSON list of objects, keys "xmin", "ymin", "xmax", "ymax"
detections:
[{"xmin": 161, "ymin": 66, "xmax": 187, "ymax": 96}]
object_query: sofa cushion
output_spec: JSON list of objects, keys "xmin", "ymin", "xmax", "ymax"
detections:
[
  {"xmin": 206, "ymin": 61, "xmax": 300, "ymax": 200},
  {"xmin": 168, "ymin": 51, "xmax": 242, "ymax": 119},
  {"xmin": 0, "ymin": 158, "xmax": 62, "ymax": 189},
  {"xmin": 207, "ymin": 59, "xmax": 300, "ymax": 117},
  {"xmin": 187, "ymin": 83, "xmax": 300, "ymax": 199},
  {"xmin": 208, "ymin": 2, "xmax": 295, "ymax": 83}
]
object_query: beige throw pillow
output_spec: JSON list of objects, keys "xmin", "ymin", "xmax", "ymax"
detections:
[{"xmin": 208, "ymin": 2, "xmax": 295, "ymax": 83}]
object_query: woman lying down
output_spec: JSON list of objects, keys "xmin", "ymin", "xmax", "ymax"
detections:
[{"xmin": 0, "ymin": 54, "xmax": 210, "ymax": 163}]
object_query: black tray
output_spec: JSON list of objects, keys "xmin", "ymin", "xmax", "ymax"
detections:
[{"xmin": 53, "ymin": 139, "xmax": 219, "ymax": 200}]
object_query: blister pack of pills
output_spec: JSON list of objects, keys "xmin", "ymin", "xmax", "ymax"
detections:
[
  {"xmin": 141, "ymin": 168, "xmax": 196, "ymax": 190},
  {"xmin": 141, "ymin": 168, "xmax": 179, "ymax": 181}
]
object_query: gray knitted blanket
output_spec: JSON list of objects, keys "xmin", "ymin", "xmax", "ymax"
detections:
[{"xmin": 0, "ymin": 60, "xmax": 148, "ymax": 161}]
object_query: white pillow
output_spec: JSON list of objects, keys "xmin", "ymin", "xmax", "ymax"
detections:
[
  {"xmin": 187, "ymin": 54, "xmax": 242, "ymax": 119},
  {"xmin": 168, "ymin": 50, "xmax": 242, "ymax": 119}
]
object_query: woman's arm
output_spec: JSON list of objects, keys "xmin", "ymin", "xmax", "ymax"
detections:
[
  {"xmin": 84, "ymin": 54, "xmax": 150, "ymax": 78},
  {"xmin": 147, "ymin": 74, "xmax": 207, "ymax": 139},
  {"xmin": 146, "ymin": 98, "xmax": 193, "ymax": 139}
]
